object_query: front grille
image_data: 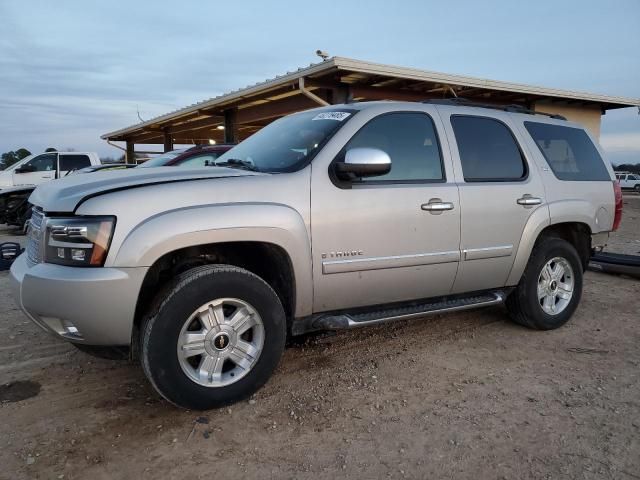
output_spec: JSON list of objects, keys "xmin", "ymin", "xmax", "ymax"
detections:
[{"xmin": 26, "ymin": 209, "xmax": 45, "ymax": 265}]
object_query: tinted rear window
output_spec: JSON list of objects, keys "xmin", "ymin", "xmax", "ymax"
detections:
[
  {"xmin": 451, "ymin": 116, "xmax": 526, "ymax": 182},
  {"xmin": 524, "ymin": 122, "xmax": 610, "ymax": 181}
]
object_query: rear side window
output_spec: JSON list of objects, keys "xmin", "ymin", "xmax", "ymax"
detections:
[
  {"xmin": 344, "ymin": 112, "xmax": 444, "ymax": 182},
  {"xmin": 60, "ymin": 154, "xmax": 91, "ymax": 171},
  {"xmin": 524, "ymin": 122, "xmax": 610, "ymax": 181},
  {"xmin": 451, "ymin": 116, "xmax": 527, "ymax": 182}
]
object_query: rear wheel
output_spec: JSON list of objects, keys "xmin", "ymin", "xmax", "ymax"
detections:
[
  {"xmin": 506, "ymin": 237, "xmax": 583, "ymax": 330},
  {"xmin": 141, "ymin": 265, "xmax": 286, "ymax": 410}
]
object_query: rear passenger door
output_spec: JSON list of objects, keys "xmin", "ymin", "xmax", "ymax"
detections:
[{"xmin": 437, "ymin": 108, "xmax": 547, "ymax": 293}]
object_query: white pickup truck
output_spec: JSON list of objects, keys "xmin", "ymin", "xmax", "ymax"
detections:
[
  {"xmin": 615, "ymin": 172, "xmax": 640, "ymax": 192},
  {"xmin": 0, "ymin": 151, "xmax": 101, "ymax": 188},
  {"xmin": 0, "ymin": 152, "xmax": 101, "ymax": 231}
]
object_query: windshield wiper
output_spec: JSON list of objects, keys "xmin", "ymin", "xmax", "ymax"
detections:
[{"xmin": 213, "ymin": 158, "xmax": 259, "ymax": 172}]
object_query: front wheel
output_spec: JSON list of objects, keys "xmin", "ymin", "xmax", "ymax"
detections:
[
  {"xmin": 141, "ymin": 265, "xmax": 286, "ymax": 410},
  {"xmin": 635, "ymin": 184, "xmax": 640, "ymax": 193},
  {"xmin": 506, "ymin": 237, "xmax": 583, "ymax": 330}
]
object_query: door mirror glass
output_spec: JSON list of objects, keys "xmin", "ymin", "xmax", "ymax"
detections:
[{"xmin": 335, "ymin": 148, "xmax": 391, "ymax": 180}]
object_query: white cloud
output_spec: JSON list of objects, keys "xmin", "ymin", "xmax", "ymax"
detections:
[{"xmin": 600, "ymin": 132, "xmax": 640, "ymax": 153}]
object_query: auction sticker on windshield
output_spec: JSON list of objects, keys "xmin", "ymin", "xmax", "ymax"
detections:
[{"xmin": 312, "ymin": 112, "xmax": 351, "ymax": 121}]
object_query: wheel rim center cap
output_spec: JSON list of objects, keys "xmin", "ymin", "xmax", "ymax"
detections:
[
  {"xmin": 212, "ymin": 333, "xmax": 231, "ymax": 351},
  {"xmin": 550, "ymin": 280, "xmax": 558, "ymax": 291}
]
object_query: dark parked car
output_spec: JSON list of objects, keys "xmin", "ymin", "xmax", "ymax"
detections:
[{"xmin": 137, "ymin": 144, "xmax": 234, "ymax": 168}]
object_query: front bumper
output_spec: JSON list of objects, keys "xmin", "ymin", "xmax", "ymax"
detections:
[{"xmin": 10, "ymin": 254, "xmax": 148, "ymax": 345}]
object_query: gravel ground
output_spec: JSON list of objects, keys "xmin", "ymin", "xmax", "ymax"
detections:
[{"xmin": 0, "ymin": 195, "xmax": 638, "ymax": 480}]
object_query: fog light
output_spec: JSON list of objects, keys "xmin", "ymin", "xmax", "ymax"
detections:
[
  {"xmin": 71, "ymin": 249, "xmax": 86, "ymax": 261},
  {"xmin": 57, "ymin": 248, "xmax": 65, "ymax": 259}
]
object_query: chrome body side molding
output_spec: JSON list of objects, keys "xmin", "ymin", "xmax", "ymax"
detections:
[{"xmin": 322, "ymin": 250, "xmax": 461, "ymax": 274}]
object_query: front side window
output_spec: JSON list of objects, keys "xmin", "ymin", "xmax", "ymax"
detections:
[
  {"xmin": 60, "ymin": 154, "xmax": 91, "ymax": 171},
  {"xmin": 524, "ymin": 122, "xmax": 610, "ymax": 181},
  {"xmin": 342, "ymin": 112, "xmax": 444, "ymax": 182},
  {"xmin": 451, "ymin": 116, "xmax": 526, "ymax": 182},
  {"xmin": 24, "ymin": 153, "xmax": 56, "ymax": 172},
  {"xmin": 215, "ymin": 109, "xmax": 356, "ymax": 173}
]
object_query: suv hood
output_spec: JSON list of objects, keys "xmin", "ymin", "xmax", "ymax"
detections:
[{"xmin": 30, "ymin": 166, "xmax": 262, "ymax": 212}]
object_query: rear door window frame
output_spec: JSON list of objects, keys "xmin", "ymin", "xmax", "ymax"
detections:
[{"xmin": 450, "ymin": 114, "xmax": 529, "ymax": 183}]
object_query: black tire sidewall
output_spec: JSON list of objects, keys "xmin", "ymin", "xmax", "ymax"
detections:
[
  {"xmin": 520, "ymin": 238, "xmax": 583, "ymax": 330},
  {"xmin": 142, "ymin": 266, "xmax": 286, "ymax": 410}
]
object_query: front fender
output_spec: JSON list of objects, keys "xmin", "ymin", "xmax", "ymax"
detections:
[{"xmin": 111, "ymin": 203, "xmax": 313, "ymax": 317}]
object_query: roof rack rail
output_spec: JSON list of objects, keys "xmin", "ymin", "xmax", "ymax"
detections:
[{"xmin": 423, "ymin": 98, "xmax": 567, "ymax": 120}]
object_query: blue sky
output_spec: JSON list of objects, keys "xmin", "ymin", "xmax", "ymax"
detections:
[{"xmin": 1, "ymin": 0, "xmax": 638, "ymax": 164}]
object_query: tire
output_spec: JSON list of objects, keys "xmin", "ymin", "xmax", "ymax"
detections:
[
  {"xmin": 635, "ymin": 184, "xmax": 640, "ymax": 193},
  {"xmin": 141, "ymin": 264, "xmax": 286, "ymax": 410},
  {"xmin": 506, "ymin": 237, "xmax": 583, "ymax": 330},
  {"xmin": 73, "ymin": 343, "xmax": 129, "ymax": 360}
]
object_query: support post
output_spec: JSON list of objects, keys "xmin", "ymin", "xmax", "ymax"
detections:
[
  {"xmin": 224, "ymin": 108, "xmax": 238, "ymax": 144},
  {"xmin": 163, "ymin": 130, "xmax": 173, "ymax": 153},
  {"xmin": 125, "ymin": 140, "xmax": 135, "ymax": 164},
  {"xmin": 330, "ymin": 84, "xmax": 351, "ymax": 104}
]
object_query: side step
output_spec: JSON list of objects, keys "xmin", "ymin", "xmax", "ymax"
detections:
[{"xmin": 311, "ymin": 291, "xmax": 506, "ymax": 330}]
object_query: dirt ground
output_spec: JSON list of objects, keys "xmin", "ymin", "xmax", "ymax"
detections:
[{"xmin": 1, "ymin": 196, "xmax": 639, "ymax": 480}]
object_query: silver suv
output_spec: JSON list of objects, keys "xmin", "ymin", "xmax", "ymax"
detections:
[{"xmin": 10, "ymin": 100, "xmax": 623, "ymax": 410}]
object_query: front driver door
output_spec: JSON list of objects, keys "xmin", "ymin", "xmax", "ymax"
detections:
[
  {"xmin": 311, "ymin": 107, "xmax": 461, "ymax": 313},
  {"xmin": 13, "ymin": 153, "xmax": 57, "ymax": 186}
]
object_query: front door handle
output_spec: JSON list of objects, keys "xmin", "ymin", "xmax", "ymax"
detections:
[
  {"xmin": 517, "ymin": 195, "xmax": 542, "ymax": 206},
  {"xmin": 421, "ymin": 198, "xmax": 454, "ymax": 214}
]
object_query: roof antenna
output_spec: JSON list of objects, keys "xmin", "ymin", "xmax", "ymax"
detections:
[
  {"xmin": 316, "ymin": 50, "xmax": 329, "ymax": 61},
  {"xmin": 136, "ymin": 105, "xmax": 146, "ymax": 123}
]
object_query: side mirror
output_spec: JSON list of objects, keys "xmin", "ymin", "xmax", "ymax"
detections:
[
  {"xmin": 334, "ymin": 148, "xmax": 391, "ymax": 180},
  {"xmin": 15, "ymin": 165, "xmax": 36, "ymax": 174}
]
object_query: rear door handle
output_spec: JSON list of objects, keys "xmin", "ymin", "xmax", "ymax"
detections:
[
  {"xmin": 517, "ymin": 195, "xmax": 542, "ymax": 206},
  {"xmin": 421, "ymin": 198, "xmax": 454, "ymax": 214}
]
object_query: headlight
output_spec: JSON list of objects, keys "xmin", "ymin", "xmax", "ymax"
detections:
[{"xmin": 44, "ymin": 217, "xmax": 115, "ymax": 267}]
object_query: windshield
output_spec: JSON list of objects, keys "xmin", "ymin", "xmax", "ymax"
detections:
[
  {"xmin": 3, "ymin": 154, "xmax": 36, "ymax": 171},
  {"xmin": 215, "ymin": 109, "xmax": 356, "ymax": 173},
  {"xmin": 138, "ymin": 149, "xmax": 187, "ymax": 168}
]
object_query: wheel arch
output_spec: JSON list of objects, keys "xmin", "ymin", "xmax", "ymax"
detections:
[
  {"xmin": 132, "ymin": 240, "xmax": 299, "ymax": 348},
  {"xmin": 507, "ymin": 217, "xmax": 592, "ymax": 286}
]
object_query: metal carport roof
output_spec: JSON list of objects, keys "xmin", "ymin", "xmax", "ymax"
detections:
[{"xmin": 102, "ymin": 56, "xmax": 640, "ymax": 151}]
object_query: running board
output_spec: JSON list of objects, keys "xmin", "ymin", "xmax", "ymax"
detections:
[{"xmin": 311, "ymin": 291, "xmax": 506, "ymax": 331}]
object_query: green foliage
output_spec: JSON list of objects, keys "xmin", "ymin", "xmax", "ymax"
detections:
[
  {"xmin": 615, "ymin": 163, "xmax": 640, "ymax": 174},
  {"xmin": 0, "ymin": 148, "xmax": 32, "ymax": 169}
]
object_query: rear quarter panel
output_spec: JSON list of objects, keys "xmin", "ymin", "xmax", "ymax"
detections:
[
  {"xmin": 506, "ymin": 115, "xmax": 615, "ymax": 285},
  {"xmin": 512, "ymin": 116, "xmax": 615, "ymax": 234}
]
